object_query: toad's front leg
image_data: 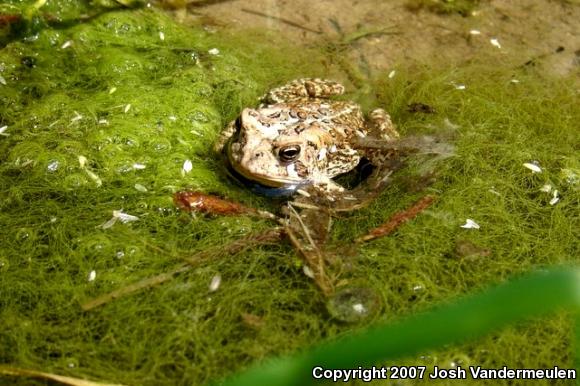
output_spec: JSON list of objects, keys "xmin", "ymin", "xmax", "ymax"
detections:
[{"xmin": 214, "ymin": 119, "xmax": 236, "ymax": 153}]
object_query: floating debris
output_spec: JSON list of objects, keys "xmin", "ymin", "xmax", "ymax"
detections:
[
  {"xmin": 100, "ymin": 210, "xmax": 139, "ymax": 229},
  {"xmin": 549, "ymin": 190, "xmax": 560, "ymax": 206},
  {"xmin": 408, "ymin": 102, "xmax": 436, "ymax": 114},
  {"xmin": 208, "ymin": 48, "xmax": 220, "ymax": 55},
  {"xmin": 523, "ymin": 162, "xmax": 542, "ymax": 173},
  {"xmin": 85, "ymin": 170, "xmax": 102, "ymax": 187},
  {"xmin": 460, "ymin": 219, "xmax": 480, "ymax": 229},
  {"xmin": 0, "ymin": 126, "xmax": 8, "ymax": 136},
  {"xmin": 71, "ymin": 111, "xmax": 83, "ymax": 122},
  {"xmin": 0, "ymin": 75, "xmax": 6, "ymax": 85},
  {"xmin": 454, "ymin": 83, "xmax": 467, "ymax": 90},
  {"xmin": 490, "ymin": 38, "xmax": 501, "ymax": 48},
  {"xmin": 469, "ymin": 29, "xmax": 481, "ymax": 35},
  {"xmin": 302, "ymin": 265, "xmax": 315, "ymax": 279},
  {"xmin": 134, "ymin": 183, "xmax": 147, "ymax": 192},
  {"xmin": 114, "ymin": 210, "xmax": 139, "ymax": 224},
  {"xmin": 182, "ymin": 159, "xmax": 193, "ymax": 174},
  {"xmin": 209, "ymin": 274, "xmax": 221, "ymax": 292},
  {"xmin": 412, "ymin": 284, "xmax": 424, "ymax": 292},
  {"xmin": 159, "ymin": 31, "xmax": 165, "ymax": 41},
  {"xmin": 540, "ymin": 184, "xmax": 552, "ymax": 193},
  {"xmin": 124, "ymin": 104, "xmax": 131, "ymax": 113},
  {"xmin": 78, "ymin": 155, "xmax": 103, "ymax": 187},
  {"xmin": 388, "ymin": 70, "xmax": 396, "ymax": 79},
  {"xmin": 88, "ymin": 270, "xmax": 96, "ymax": 282},
  {"xmin": 510, "ymin": 79, "xmax": 520, "ymax": 84},
  {"xmin": 61, "ymin": 40, "xmax": 73, "ymax": 49},
  {"xmin": 487, "ymin": 188, "xmax": 501, "ymax": 196},
  {"xmin": 352, "ymin": 303, "xmax": 366, "ymax": 314},
  {"xmin": 109, "ymin": 87, "xmax": 117, "ymax": 94},
  {"xmin": 132, "ymin": 163, "xmax": 146, "ymax": 170}
]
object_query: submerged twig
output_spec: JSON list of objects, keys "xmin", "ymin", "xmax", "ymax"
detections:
[
  {"xmin": 186, "ymin": 0, "xmax": 238, "ymax": 7},
  {"xmin": 81, "ymin": 228, "xmax": 284, "ymax": 311},
  {"xmin": 341, "ymin": 27, "xmax": 400, "ymax": 45},
  {"xmin": 0, "ymin": 365, "xmax": 126, "ymax": 386},
  {"xmin": 0, "ymin": 14, "xmax": 21, "ymax": 26},
  {"xmin": 355, "ymin": 195, "xmax": 436, "ymax": 243},
  {"xmin": 81, "ymin": 265, "xmax": 191, "ymax": 311},
  {"xmin": 284, "ymin": 203, "xmax": 334, "ymax": 296},
  {"xmin": 174, "ymin": 191, "xmax": 277, "ymax": 220},
  {"xmin": 285, "ymin": 226, "xmax": 334, "ymax": 296},
  {"xmin": 241, "ymin": 8, "xmax": 322, "ymax": 35}
]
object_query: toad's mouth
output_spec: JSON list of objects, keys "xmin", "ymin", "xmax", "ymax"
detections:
[
  {"xmin": 223, "ymin": 142, "xmax": 306, "ymax": 197},
  {"xmin": 224, "ymin": 132, "xmax": 305, "ymax": 188},
  {"xmin": 232, "ymin": 164, "xmax": 298, "ymax": 187}
]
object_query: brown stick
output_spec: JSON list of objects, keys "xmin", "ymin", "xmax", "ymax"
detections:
[
  {"xmin": 283, "ymin": 204, "xmax": 334, "ymax": 296},
  {"xmin": 174, "ymin": 190, "xmax": 277, "ymax": 220},
  {"xmin": 81, "ymin": 265, "xmax": 191, "ymax": 311},
  {"xmin": 285, "ymin": 226, "xmax": 334, "ymax": 296},
  {"xmin": 0, "ymin": 14, "xmax": 21, "ymax": 26},
  {"xmin": 81, "ymin": 228, "xmax": 284, "ymax": 311},
  {"xmin": 0, "ymin": 365, "xmax": 126, "ymax": 386},
  {"xmin": 355, "ymin": 195, "xmax": 436, "ymax": 243},
  {"xmin": 241, "ymin": 8, "xmax": 322, "ymax": 34}
]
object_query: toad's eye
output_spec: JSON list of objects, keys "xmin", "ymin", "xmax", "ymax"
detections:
[{"xmin": 278, "ymin": 145, "xmax": 301, "ymax": 162}]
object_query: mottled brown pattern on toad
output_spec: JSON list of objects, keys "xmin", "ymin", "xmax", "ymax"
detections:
[{"xmin": 215, "ymin": 78, "xmax": 399, "ymax": 194}]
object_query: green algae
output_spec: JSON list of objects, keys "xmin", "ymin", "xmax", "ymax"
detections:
[
  {"xmin": 221, "ymin": 268, "xmax": 580, "ymax": 386},
  {"xmin": 0, "ymin": 5, "xmax": 579, "ymax": 386}
]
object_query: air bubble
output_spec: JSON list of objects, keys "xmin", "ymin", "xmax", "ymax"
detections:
[
  {"xmin": 63, "ymin": 173, "xmax": 89, "ymax": 189},
  {"xmin": 78, "ymin": 235, "xmax": 113, "ymax": 258},
  {"xmin": 126, "ymin": 246, "xmax": 140, "ymax": 257},
  {"xmin": 47, "ymin": 160, "xmax": 60, "ymax": 172},
  {"xmin": 150, "ymin": 138, "xmax": 172, "ymax": 153},
  {"xmin": 189, "ymin": 110, "xmax": 209, "ymax": 123},
  {"xmin": 114, "ymin": 159, "xmax": 135, "ymax": 174},
  {"xmin": 15, "ymin": 228, "xmax": 31, "ymax": 241},
  {"xmin": 327, "ymin": 286, "xmax": 382, "ymax": 323}
]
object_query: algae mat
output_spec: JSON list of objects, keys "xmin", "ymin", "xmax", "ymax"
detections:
[{"xmin": 0, "ymin": 5, "xmax": 579, "ymax": 386}]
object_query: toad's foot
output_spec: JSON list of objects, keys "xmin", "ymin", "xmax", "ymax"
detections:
[{"xmin": 369, "ymin": 108, "xmax": 399, "ymax": 141}]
